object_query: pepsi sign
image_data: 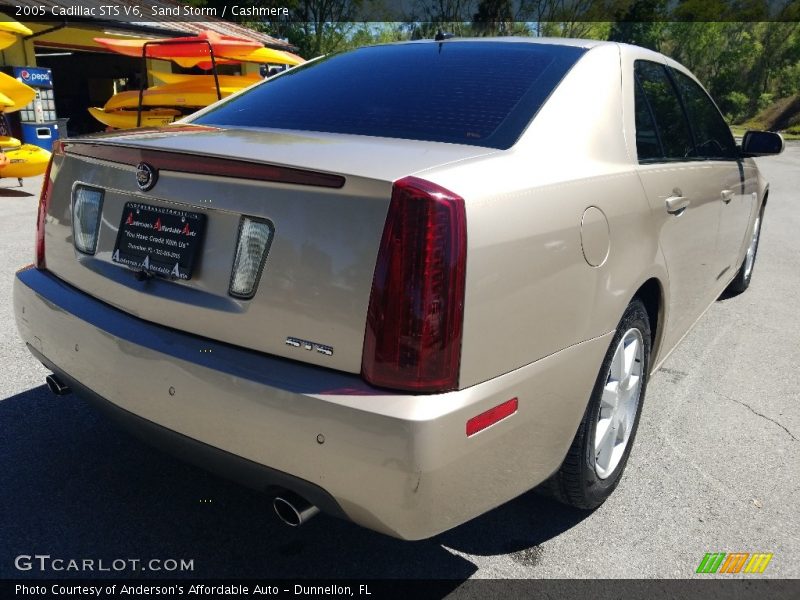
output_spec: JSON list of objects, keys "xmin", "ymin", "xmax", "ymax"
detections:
[{"xmin": 13, "ymin": 66, "xmax": 53, "ymax": 88}]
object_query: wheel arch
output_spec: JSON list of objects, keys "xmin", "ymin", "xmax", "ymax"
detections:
[{"xmin": 631, "ymin": 277, "xmax": 666, "ymax": 369}]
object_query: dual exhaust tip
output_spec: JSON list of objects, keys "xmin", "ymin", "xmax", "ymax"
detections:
[
  {"xmin": 45, "ymin": 375, "xmax": 319, "ymax": 527},
  {"xmin": 46, "ymin": 374, "xmax": 71, "ymax": 396},
  {"xmin": 273, "ymin": 492, "xmax": 320, "ymax": 527}
]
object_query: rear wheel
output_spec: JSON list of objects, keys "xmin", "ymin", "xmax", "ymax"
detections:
[
  {"xmin": 545, "ymin": 299, "xmax": 651, "ymax": 509},
  {"xmin": 726, "ymin": 205, "xmax": 764, "ymax": 295}
]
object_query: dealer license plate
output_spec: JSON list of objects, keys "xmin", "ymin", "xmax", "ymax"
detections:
[{"xmin": 112, "ymin": 202, "xmax": 206, "ymax": 280}]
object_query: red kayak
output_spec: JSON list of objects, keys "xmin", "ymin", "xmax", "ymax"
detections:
[{"xmin": 95, "ymin": 30, "xmax": 262, "ymax": 59}]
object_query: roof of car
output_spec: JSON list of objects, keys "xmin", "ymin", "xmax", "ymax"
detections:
[{"xmin": 398, "ymin": 37, "xmax": 614, "ymax": 49}]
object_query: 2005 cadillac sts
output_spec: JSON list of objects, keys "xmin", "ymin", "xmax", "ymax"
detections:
[{"xmin": 14, "ymin": 38, "xmax": 783, "ymax": 539}]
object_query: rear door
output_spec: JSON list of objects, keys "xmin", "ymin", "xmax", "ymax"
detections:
[
  {"xmin": 668, "ymin": 67, "xmax": 756, "ymax": 279},
  {"xmin": 632, "ymin": 59, "xmax": 724, "ymax": 350}
]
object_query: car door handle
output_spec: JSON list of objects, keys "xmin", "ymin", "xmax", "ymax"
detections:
[
  {"xmin": 665, "ymin": 195, "xmax": 690, "ymax": 215},
  {"xmin": 721, "ymin": 189, "xmax": 734, "ymax": 204}
]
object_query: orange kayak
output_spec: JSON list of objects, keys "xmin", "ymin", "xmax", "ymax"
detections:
[
  {"xmin": 174, "ymin": 47, "xmax": 306, "ymax": 70},
  {"xmin": 94, "ymin": 31, "xmax": 262, "ymax": 60}
]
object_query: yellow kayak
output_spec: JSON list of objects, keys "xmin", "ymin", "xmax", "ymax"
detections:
[
  {"xmin": 0, "ymin": 91, "xmax": 14, "ymax": 109},
  {"xmin": 104, "ymin": 85, "xmax": 243, "ymax": 110},
  {"xmin": 135, "ymin": 78, "xmax": 256, "ymax": 93},
  {"xmin": 171, "ymin": 47, "xmax": 305, "ymax": 70},
  {"xmin": 1, "ymin": 144, "xmax": 51, "ymax": 179},
  {"xmin": 0, "ymin": 17, "xmax": 33, "ymax": 37},
  {"xmin": 0, "ymin": 31, "xmax": 19, "ymax": 51},
  {"xmin": 0, "ymin": 72, "xmax": 35, "ymax": 113},
  {"xmin": 150, "ymin": 71, "xmax": 262, "ymax": 87},
  {"xmin": 89, "ymin": 107, "xmax": 181, "ymax": 129},
  {"xmin": 0, "ymin": 135, "xmax": 21, "ymax": 149}
]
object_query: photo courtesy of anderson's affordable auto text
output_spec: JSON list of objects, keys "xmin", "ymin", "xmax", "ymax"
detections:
[{"xmin": 1, "ymin": 1, "xmax": 798, "ymax": 599}]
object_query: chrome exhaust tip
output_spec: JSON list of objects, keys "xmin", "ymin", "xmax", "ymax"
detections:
[
  {"xmin": 273, "ymin": 492, "xmax": 320, "ymax": 527},
  {"xmin": 45, "ymin": 374, "xmax": 71, "ymax": 396}
]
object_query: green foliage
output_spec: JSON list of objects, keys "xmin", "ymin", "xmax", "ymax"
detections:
[
  {"xmin": 723, "ymin": 91, "xmax": 750, "ymax": 122},
  {"xmin": 758, "ymin": 92, "xmax": 775, "ymax": 111},
  {"xmin": 643, "ymin": 21, "xmax": 800, "ymax": 123}
]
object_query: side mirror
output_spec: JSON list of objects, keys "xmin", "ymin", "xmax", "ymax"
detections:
[{"xmin": 740, "ymin": 130, "xmax": 784, "ymax": 157}]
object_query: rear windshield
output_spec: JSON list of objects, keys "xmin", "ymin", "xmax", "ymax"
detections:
[{"xmin": 194, "ymin": 41, "xmax": 586, "ymax": 149}]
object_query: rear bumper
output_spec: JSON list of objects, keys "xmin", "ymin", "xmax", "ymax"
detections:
[{"xmin": 14, "ymin": 267, "xmax": 611, "ymax": 540}]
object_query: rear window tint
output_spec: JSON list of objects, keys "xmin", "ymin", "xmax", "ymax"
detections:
[{"xmin": 194, "ymin": 42, "xmax": 586, "ymax": 149}]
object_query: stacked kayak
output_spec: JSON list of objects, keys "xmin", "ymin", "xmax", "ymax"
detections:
[
  {"xmin": 88, "ymin": 107, "xmax": 181, "ymax": 129},
  {"xmin": 89, "ymin": 75, "xmax": 259, "ymax": 129},
  {"xmin": 0, "ymin": 136, "xmax": 22, "ymax": 148},
  {"xmin": 150, "ymin": 71, "xmax": 263, "ymax": 86},
  {"xmin": 1, "ymin": 144, "xmax": 52, "ymax": 179},
  {"xmin": 94, "ymin": 31, "xmax": 304, "ymax": 68},
  {"xmin": 0, "ymin": 16, "xmax": 33, "ymax": 51},
  {"xmin": 94, "ymin": 31, "xmax": 262, "ymax": 60},
  {"xmin": 90, "ymin": 29, "xmax": 305, "ymax": 129},
  {"xmin": 0, "ymin": 72, "xmax": 35, "ymax": 111},
  {"xmin": 0, "ymin": 67, "xmax": 50, "ymax": 181},
  {"xmin": 104, "ymin": 80, "xmax": 254, "ymax": 110}
]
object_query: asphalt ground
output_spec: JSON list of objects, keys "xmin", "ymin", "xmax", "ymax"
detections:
[{"xmin": 1, "ymin": 148, "xmax": 798, "ymax": 583}]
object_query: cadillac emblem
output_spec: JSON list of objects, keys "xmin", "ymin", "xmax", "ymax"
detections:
[{"xmin": 135, "ymin": 162, "xmax": 157, "ymax": 191}]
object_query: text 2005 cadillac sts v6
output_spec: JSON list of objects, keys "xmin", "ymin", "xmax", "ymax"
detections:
[{"xmin": 14, "ymin": 39, "xmax": 783, "ymax": 539}]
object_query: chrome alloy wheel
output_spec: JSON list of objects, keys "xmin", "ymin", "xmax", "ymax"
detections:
[
  {"xmin": 743, "ymin": 214, "xmax": 761, "ymax": 281},
  {"xmin": 594, "ymin": 328, "xmax": 644, "ymax": 479}
]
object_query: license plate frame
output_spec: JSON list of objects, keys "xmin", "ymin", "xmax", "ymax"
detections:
[{"xmin": 112, "ymin": 201, "xmax": 206, "ymax": 281}]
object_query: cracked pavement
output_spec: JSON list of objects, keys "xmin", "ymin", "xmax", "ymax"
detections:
[{"xmin": 1, "ymin": 146, "xmax": 798, "ymax": 580}]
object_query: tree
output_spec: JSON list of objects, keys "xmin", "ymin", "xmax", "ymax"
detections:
[
  {"xmin": 473, "ymin": 0, "xmax": 513, "ymax": 35},
  {"xmin": 608, "ymin": 0, "xmax": 668, "ymax": 51}
]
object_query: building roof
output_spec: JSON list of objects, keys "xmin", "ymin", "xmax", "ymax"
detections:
[{"xmin": 1, "ymin": 0, "xmax": 293, "ymax": 49}]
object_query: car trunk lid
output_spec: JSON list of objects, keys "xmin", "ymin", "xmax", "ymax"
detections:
[{"xmin": 41, "ymin": 126, "xmax": 495, "ymax": 373}]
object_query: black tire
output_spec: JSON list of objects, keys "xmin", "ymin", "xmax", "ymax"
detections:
[
  {"xmin": 725, "ymin": 204, "xmax": 765, "ymax": 295},
  {"xmin": 544, "ymin": 299, "xmax": 651, "ymax": 510}
]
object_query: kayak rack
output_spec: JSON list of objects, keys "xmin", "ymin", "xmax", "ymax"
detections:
[{"xmin": 137, "ymin": 38, "xmax": 222, "ymax": 127}]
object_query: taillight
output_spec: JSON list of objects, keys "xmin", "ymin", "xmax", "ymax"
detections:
[
  {"xmin": 362, "ymin": 176, "xmax": 467, "ymax": 393},
  {"xmin": 35, "ymin": 140, "xmax": 64, "ymax": 269}
]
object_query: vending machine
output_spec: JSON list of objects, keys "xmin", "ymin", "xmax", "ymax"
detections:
[{"xmin": 10, "ymin": 66, "xmax": 61, "ymax": 149}]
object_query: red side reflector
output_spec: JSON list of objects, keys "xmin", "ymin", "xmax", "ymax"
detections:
[{"xmin": 466, "ymin": 398, "xmax": 518, "ymax": 437}]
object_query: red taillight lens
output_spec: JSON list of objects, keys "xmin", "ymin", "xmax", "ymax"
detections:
[
  {"xmin": 362, "ymin": 176, "xmax": 467, "ymax": 393},
  {"xmin": 35, "ymin": 141, "xmax": 64, "ymax": 269}
]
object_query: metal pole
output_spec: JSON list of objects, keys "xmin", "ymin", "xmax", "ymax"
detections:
[
  {"xmin": 136, "ymin": 39, "xmax": 217, "ymax": 128},
  {"xmin": 210, "ymin": 47, "xmax": 221, "ymax": 100},
  {"xmin": 137, "ymin": 41, "xmax": 149, "ymax": 128}
]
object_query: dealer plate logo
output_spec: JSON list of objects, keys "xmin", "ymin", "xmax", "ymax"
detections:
[{"xmin": 136, "ymin": 162, "xmax": 158, "ymax": 191}]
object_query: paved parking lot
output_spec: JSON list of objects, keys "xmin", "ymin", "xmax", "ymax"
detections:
[{"xmin": 1, "ymin": 147, "xmax": 798, "ymax": 581}]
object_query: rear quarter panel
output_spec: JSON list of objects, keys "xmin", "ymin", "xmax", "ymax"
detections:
[{"xmin": 420, "ymin": 44, "xmax": 668, "ymax": 388}]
